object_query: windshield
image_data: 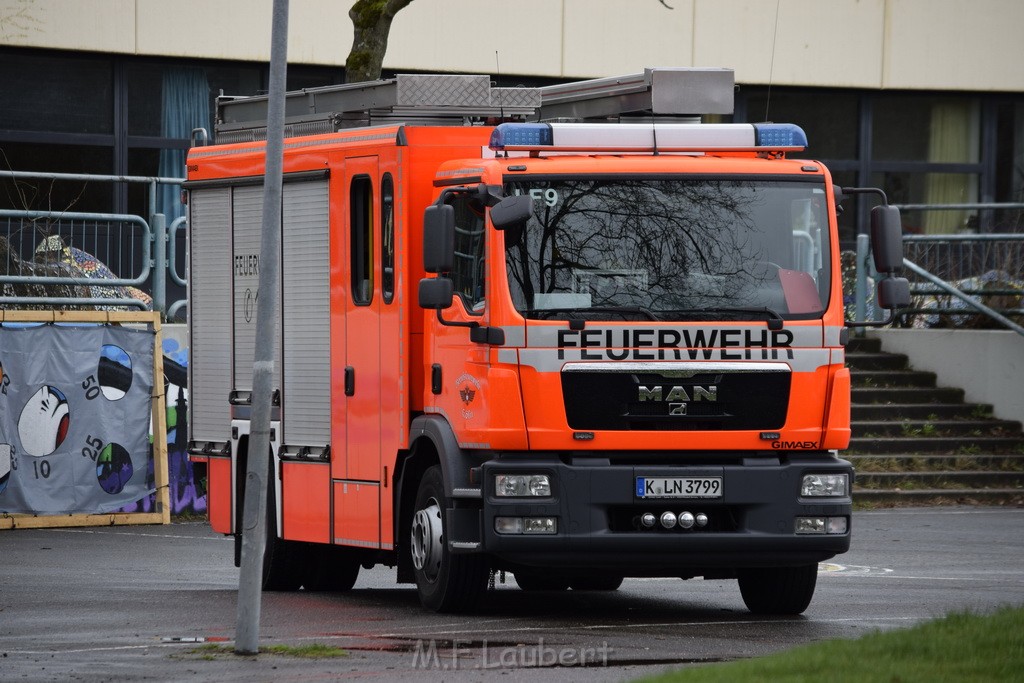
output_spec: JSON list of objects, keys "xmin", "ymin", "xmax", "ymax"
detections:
[{"xmin": 504, "ymin": 176, "xmax": 831, "ymax": 322}]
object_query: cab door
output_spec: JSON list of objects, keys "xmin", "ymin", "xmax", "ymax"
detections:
[{"xmin": 334, "ymin": 157, "xmax": 381, "ymax": 547}]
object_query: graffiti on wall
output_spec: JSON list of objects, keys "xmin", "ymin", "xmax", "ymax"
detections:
[{"xmin": 119, "ymin": 336, "xmax": 206, "ymax": 517}]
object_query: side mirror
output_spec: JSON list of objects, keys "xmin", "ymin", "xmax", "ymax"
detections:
[
  {"xmin": 490, "ymin": 194, "xmax": 533, "ymax": 230},
  {"xmin": 877, "ymin": 276, "xmax": 911, "ymax": 310},
  {"xmin": 423, "ymin": 204, "xmax": 455, "ymax": 273},
  {"xmin": 418, "ymin": 277, "xmax": 453, "ymax": 310},
  {"xmin": 870, "ymin": 205, "xmax": 904, "ymax": 273}
]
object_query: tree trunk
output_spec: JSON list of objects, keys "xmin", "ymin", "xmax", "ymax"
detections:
[{"xmin": 346, "ymin": 0, "xmax": 414, "ymax": 83}]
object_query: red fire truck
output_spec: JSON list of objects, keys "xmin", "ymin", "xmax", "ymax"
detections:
[{"xmin": 186, "ymin": 69, "xmax": 908, "ymax": 614}]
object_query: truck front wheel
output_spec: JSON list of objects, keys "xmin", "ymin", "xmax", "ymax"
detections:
[
  {"xmin": 737, "ymin": 564, "xmax": 818, "ymax": 615},
  {"xmin": 410, "ymin": 465, "xmax": 489, "ymax": 612}
]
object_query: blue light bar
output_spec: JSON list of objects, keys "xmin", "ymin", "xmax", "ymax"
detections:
[
  {"xmin": 489, "ymin": 121, "xmax": 807, "ymax": 152},
  {"xmin": 489, "ymin": 123, "xmax": 553, "ymax": 150},
  {"xmin": 753, "ymin": 123, "xmax": 808, "ymax": 150}
]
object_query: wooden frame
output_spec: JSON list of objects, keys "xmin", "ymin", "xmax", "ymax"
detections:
[{"xmin": 0, "ymin": 310, "xmax": 170, "ymax": 529}]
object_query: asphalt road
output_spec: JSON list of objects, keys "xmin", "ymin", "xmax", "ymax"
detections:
[{"xmin": 2, "ymin": 507, "xmax": 1022, "ymax": 682}]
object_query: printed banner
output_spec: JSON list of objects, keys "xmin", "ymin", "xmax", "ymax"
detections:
[{"xmin": 0, "ymin": 324, "xmax": 155, "ymax": 514}]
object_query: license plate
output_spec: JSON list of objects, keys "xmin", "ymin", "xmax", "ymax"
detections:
[{"xmin": 636, "ymin": 477, "xmax": 722, "ymax": 499}]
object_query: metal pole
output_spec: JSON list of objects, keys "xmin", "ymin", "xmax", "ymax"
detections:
[
  {"xmin": 235, "ymin": 0, "xmax": 288, "ymax": 656},
  {"xmin": 152, "ymin": 212, "xmax": 167, "ymax": 318},
  {"xmin": 854, "ymin": 233, "xmax": 869, "ymax": 334}
]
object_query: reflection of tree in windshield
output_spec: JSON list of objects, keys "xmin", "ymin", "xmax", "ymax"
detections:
[{"xmin": 505, "ymin": 178, "xmax": 829, "ymax": 321}]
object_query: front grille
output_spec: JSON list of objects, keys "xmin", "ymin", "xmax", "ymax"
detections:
[{"xmin": 561, "ymin": 366, "xmax": 790, "ymax": 431}]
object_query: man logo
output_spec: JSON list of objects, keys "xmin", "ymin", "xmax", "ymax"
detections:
[
  {"xmin": 638, "ymin": 385, "xmax": 717, "ymax": 417},
  {"xmin": 637, "ymin": 385, "xmax": 718, "ymax": 403}
]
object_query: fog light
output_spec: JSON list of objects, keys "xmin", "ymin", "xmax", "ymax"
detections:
[
  {"xmin": 801, "ymin": 474, "xmax": 849, "ymax": 497},
  {"xmin": 695, "ymin": 513, "xmax": 708, "ymax": 528},
  {"xmin": 640, "ymin": 512, "xmax": 656, "ymax": 528},
  {"xmin": 495, "ymin": 517, "xmax": 524, "ymax": 534},
  {"xmin": 495, "ymin": 516, "xmax": 558, "ymax": 535},
  {"xmin": 660, "ymin": 511, "xmax": 677, "ymax": 529},
  {"xmin": 523, "ymin": 517, "xmax": 557, "ymax": 534},
  {"xmin": 827, "ymin": 516, "xmax": 848, "ymax": 534},
  {"xmin": 677, "ymin": 511, "xmax": 695, "ymax": 529},
  {"xmin": 495, "ymin": 474, "xmax": 551, "ymax": 497},
  {"xmin": 795, "ymin": 517, "xmax": 826, "ymax": 534}
]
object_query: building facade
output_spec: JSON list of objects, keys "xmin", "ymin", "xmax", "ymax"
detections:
[{"xmin": 1, "ymin": 0, "xmax": 1022, "ymax": 243}]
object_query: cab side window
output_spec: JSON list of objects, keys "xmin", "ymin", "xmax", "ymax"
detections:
[
  {"xmin": 350, "ymin": 175, "xmax": 373, "ymax": 304},
  {"xmin": 450, "ymin": 194, "xmax": 485, "ymax": 313},
  {"xmin": 381, "ymin": 173, "xmax": 395, "ymax": 304}
]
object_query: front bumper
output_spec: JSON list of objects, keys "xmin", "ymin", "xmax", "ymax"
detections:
[{"xmin": 465, "ymin": 454, "xmax": 852, "ymax": 575}]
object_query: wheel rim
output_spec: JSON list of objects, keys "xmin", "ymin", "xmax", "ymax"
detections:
[{"xmin": 411, "ymin": 499, "xmax": 443, "ymax": 582}]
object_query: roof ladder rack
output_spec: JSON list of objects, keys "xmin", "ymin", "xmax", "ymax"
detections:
[
  {"xmin": 214, "ymin": 68, "xmax": 735, "ymax": 143},
  {"xmin": 536, "ymin": 67, "xmax": 734, "ymax": 122}
]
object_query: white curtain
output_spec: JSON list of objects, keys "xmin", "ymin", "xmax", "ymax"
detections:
[{"xmin": 924, "ymin": 99, "xmax": 980, "ymax": 234}]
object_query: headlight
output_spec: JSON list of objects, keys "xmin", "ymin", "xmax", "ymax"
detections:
[
  {"xmin": 801, "ymin": 473, "xmax": 849, "ymax": 497},
  {"xmin": 495, "ymin": 474, "xmax": 551, "ymax": 497}
]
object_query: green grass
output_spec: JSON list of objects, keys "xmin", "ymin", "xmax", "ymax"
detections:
[
  {"xmin": 261, "ymin": 643, "xmax": 348, "ymax": 658},
  {"xmin": 899, "ymin": 421, "xmax": 939, "ymax": 437},
  {"xmin": 637, "ymin": 606, "xmax": 1024, "ymax": 683},
  {"xmin": 187, "ymin": 642, "xmax": 348, "ymax": 659},
  {"xmin": 970, "ymin": 405, "xmax": 994, "ymax": 419}
]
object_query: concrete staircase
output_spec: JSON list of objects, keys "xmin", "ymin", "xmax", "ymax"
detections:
[{"xmin": 846, "ymin": 336, "xmax": 1024, "ymax": 505}]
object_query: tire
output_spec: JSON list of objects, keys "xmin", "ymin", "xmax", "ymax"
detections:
[
  {"xmin": 302, "ymin": 545, "xmax": 360, "ymax": 592},
  {"xmin": 737, "ymin": 564, "xmax": 818, "ymax": 615},
  {"xmin": 410, "ymin": 465, "xmax": 489, "ymax": 612},
  {"xmin": 515, "ymin": 572, "xmax": 570, "ymax": 592},
  {"xmin": 570, "ymin": 575, "xmax": 624, "ymax": 591},
  {"xmin": 261, "ymin": 469, "xmax": 304, "ymax": 591}
]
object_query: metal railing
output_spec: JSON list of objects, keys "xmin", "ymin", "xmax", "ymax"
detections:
[
  {"xmin": 853, "ymin": 203, "xmax": 1024, "ymax": 337},
  {"xmin": 0, "ymin": 170, "xmax": 186, "ymax": 318}
]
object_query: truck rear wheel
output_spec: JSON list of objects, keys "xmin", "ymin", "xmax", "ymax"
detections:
[
  {"xmin": 737, "ymin": 564, "xmax": 817, "ymax": 615},
  {"xmin": 410, "ymin": 465, "xmax": 489, "ymax": 612},
  {"xmin": 302, "ymin": 545, "xmax": 359, "ymax": 591}
]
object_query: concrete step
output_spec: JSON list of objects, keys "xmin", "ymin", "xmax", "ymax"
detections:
[
  {"xmin": 847, "ymin": 453, "xmax": 1024, "ymax": 472},
  {"xmin": 846, "ymin": 352, "xmax": 911, "ymax": 371},
  {"xmin": 852, "ymin": 488, "xmax": 1024, "ymax": 506},
  {"xmin": 850, "ymin": 369, "xmax": 938, "ymax": 388},
  {"xmin": 852, "ymin": 419, "xmax": 1023, "ymax": 438},
  {"xmin": 847, "ymin": 337, "xmax": 882, "ymax": 353},
  {"xmin": 851, "ymin": 386, "xmax": 965, "ymax": 405},
  {"xmin": 847, "ymin": 435, "xmax": 1024, "ymax": 455},
  {"xmin": 844, "ymin": 334, "xmax": 1024, "ymax": 508},
  {"xmin": 854, "ymin": 471, "xmax": 1024, "ymax": 489},
  {"xmin": 852, "ymin": 403, "xmax": 994, "ymax": 420}
]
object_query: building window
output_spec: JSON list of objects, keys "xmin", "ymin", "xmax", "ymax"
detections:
[
  {"xmin": 871, "ymin": 95, "xmax": 982, "ymax": 234},
  {"xmin": 743, "ymin": 89, "xmax": 859, "ymax": 160},
  {"xmin": 738, "ymin": 87, "xmax": 991, "ymax": 241}
]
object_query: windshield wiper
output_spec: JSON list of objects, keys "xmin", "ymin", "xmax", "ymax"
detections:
[
  {"xmin": 526, "ymin": 306, "xmax": 662, "ymax": 322},
  {"xmin": 657, "ymin": 306, "xmax": 785, "ymax": 330}
]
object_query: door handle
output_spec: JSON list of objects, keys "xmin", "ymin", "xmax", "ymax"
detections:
[{"xmin": 345, "ymin": 366, "xmax": 355, "ymax": 396}]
